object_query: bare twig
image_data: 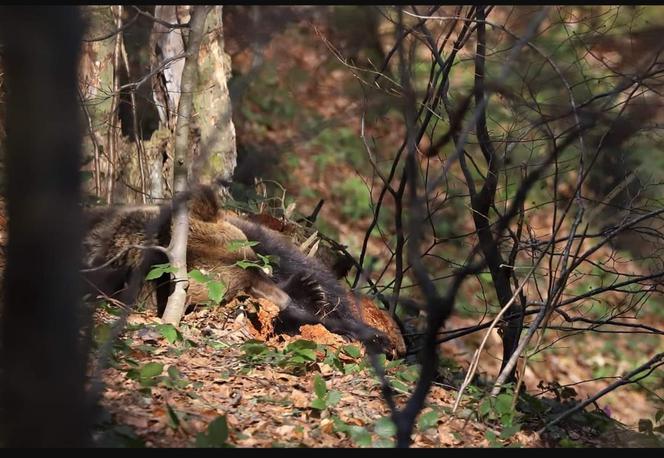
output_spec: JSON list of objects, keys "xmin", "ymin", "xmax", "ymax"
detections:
[
  {"xmin": 83, "ymin": 12, "xmax": 139, "ymax": 42},
  {"xmin": 130, "ymin": 6, "xmax": 190, "ymax": 29},
  {"xmin": 77, "ymin": 87, "xmax": 102, "ymax": 196},
  {"xmin": 119, "ymin": 52, "xmax": 188, "ymax": 93},
  {"xmin": 537, "ymin": 352, "xmax": 664, "ymax": 434},
  {"xmin": 80, "ymin": 244, "xmax": 169, "ymax": 273}
]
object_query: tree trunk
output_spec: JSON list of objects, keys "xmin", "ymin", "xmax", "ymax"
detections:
[
  {"xmin": 142, "ymin": 5, "xmax": 188, "ymax": 203},
  {"xmin": 191, "ymin": 6, "xmax": 237, "ymax": 183},
  {"xmin": 151, "ymin": 5, "xmax": 186, "ymax": 132},
  {"xmin": 161, "ymin": 5, "xmax": 212, "ymax": 325},
  {"xmin": 0, "ymin": 6, "xmax": 90, "ymax": 446},
  {"xmin": 79, "ymin": 6, "xmax": 118, "ymax": 202}
]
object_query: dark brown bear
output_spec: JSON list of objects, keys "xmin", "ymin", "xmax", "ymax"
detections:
[{"xmin": 0, "ymin": 186, "xmax": 405, "ymax": 356}]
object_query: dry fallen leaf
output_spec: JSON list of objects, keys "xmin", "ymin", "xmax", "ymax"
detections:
[
  {"xmin": 276, "ymin": 424, "xmax": 296, "ymax": 437},
  {"xmin": 320, "ymin": 418, "xmax": 334, "ymax": 435},
  {"xmin": 290, "ymin": 389, "xmax": 310, "ymax": 409}
]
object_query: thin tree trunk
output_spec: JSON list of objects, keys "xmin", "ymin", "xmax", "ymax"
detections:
[
  {"xmin": 161, "ymin": 5, "xmax": 212, "ymax": 325},
  {"xmin": 0, "ymin": 6, "xmax": 90, "ymax": 446},
  {"xmin": 470, "ymin": 6, "xmax": 522, "ymax": 381},
  {"xmin": 105, "ymin": 5, "xmax": 123, "ymax": 204}
]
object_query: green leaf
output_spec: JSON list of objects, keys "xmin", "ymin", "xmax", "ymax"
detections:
[
  {"xmin": 167, "ymin": 365, "xmax": 181, "ymax": 380},
  {"xmin": 332, "ymin": 416, "xmax": 350, "ymax": 433},
  {"xmin": 139, "ymin": 377, "xmax": 159, "ymax": 389},
  {"xmin": 327, "ymin": 390, "xmax": 342, "ymax": 407},
  {"xmin": 166, "ymin": 403, "xmax": 180, "ymax": 428},
  {"xmin": 342, "ymin": 345, "xmax": 361, "ymax": 359},
  {"xmin": 311, "ymin": 397, "xmax": 327, "ymax": 410},
  {"xmin": 145, "ymin": 263, "xmax": 176, "ymax": 280},
  {"xmin": 485, "ymin": 430, "xmax": 499, "ymax": 445},
  {"xmin": 94, "ymin": 323, "xmax": 112, "ymax": 346},
  {"xmin": 207, "ymin": 280, "xmax": 226, "ymax": 303},
  {"xmin": 417, "ymin": 410, "xmax": 439, "ymax": 431},
  {"xmin": 158, "ymin": 264, "xmax": 177, "ymax": 276},
  {"xmin": 257, "ymin": 253, "xmax": 272, "ymax": 265},
  {"xmin": 385, "ymin": 358, "xmax": 404, "ymax": 369},
  {"xmin": 157, "ymin": 324, "xmax": 178, "ymax": 344},
  {"xmin": 208, "ymin": 340, "xmax": 229, "ymax": 351},
  {"xmin": 293, "ymin": 348, "xmax": 317, "ymax": 361},
  {"xmin": 325, "ymin": 352, "xmax": 343, "ymax": 371},
  {"xmin": 391, "ymin": 379, "xmax": 410, "ymax": 394},
  {"xmin": 227, "ymin": 240, "xmax": 259, "ymax": 252},
  {"xmin": 500, "ymin": 423, "xmax": 521, "ymax": 439},
  {"xmin": 145, "ymin": 268, "xmax": 165, "ymax": 281},
  {"xmin": 195, "ymin": 434, "xmax": 209, "ymax": 447},
  {"xmin": 343, "ymin": 363, "xmax": 360, "ymax": 374},
  {"xmin": 479, "ymin": 398, "xmax": 493, "ymax": 418},
  {"xmin": 373, "ymin": 437, "xmax": 394, "ymax": 448},
  {"xmin": 396, "ymin": 367, "xmax": 419, "ymax": 383},
  {"xmin": 124, "ymin": 358, "xmax": 140, "ymax": 367},
  {"xmin": 348, "ymin": 426, "xmax": 372, "ymax": 447},
  {"xmin": 207, "ymin": 416, "xmax": 229, "ymax": 445},
  {"xmin": 282, "ymin": 355, "xmax": 307, "ymax": 366},
  {"xmin": 125, "ymin": 368, "xmax": 140, "ymax": 381},
  {"xmin": 313, "ymin": 375, "xmax": 327, "ymax": 399},
  {"xmin": 495, "ymin": 394, "xmax": 513, "ymax": 415},
  {"xmin": 242, "ymin": 340, "xmax": 268, "ymax": 356},
  {"xmin": 655, "ymin": 410, "xmax": 663, "ymax": 424},
  {"xmin": 287, "ymin": 339, "xmax": 318, "ymax": 352},
  {"xmin": 234, "ymin": 260, "xmax": 261, "ymax": 270},
  {"xmin": 196, "ymin": 415, "xmax": 231, "ymax": 448},
  {"xmin": 375, "ymin": 416, "xmax": 396, "ymax": 437},
  {"xmin": 139, "ymin": 362, "xmax": 164, "ymax": 380},
  {"xmin": 188, "ymin": 269, "xmax": 210, "ymax": 283}
]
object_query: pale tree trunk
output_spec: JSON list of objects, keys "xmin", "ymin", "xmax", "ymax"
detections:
[
  {"xmin": 151, "ymin": 5, "xmax": 185, "ymax": 131},
  {"xmin": 78, "ymin": 6, "xmax": 237, "ymax": 205},
  {"xmin": 191, "ymin": 5, "xmax": 237, "ymax": 183},
  {"xmin": 144, "ymin": 5, "xmax": 186, "ymax": 202},
  {"xmin": 161, "ymin": 5, "xmax": 212, "ymax": 325}
]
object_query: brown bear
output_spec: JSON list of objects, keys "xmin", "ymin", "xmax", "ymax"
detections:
[{"xmin": 0, "ymin": 186, "xmax": 406, "ymax": 357}]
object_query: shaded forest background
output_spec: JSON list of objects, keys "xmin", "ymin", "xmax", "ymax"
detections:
[
  {"xmin": 0, "ymin": 5, "xmax": 663, "ymax": 448},
  {"xmin": 220, "ymin": 5, "xmax": 664, "ymax": 432}
]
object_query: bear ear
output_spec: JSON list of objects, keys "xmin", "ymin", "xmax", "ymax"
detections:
[{"xmin": 189, "ymin": 184, "xmax": 221, "ymax": 222}]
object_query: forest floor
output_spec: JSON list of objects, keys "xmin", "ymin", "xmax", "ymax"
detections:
[{"xmin": 95, "ymin": 299, "xmax": 663, "ymax": 448}]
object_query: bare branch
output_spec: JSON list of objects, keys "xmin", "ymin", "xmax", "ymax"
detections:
[
  {"xmin": 538, "ymin": 352, "xmax": 664, "ymax": 434},
  {"xmin": 130, "ymin": 5, "xmax": 190, "ymax": 29}
]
